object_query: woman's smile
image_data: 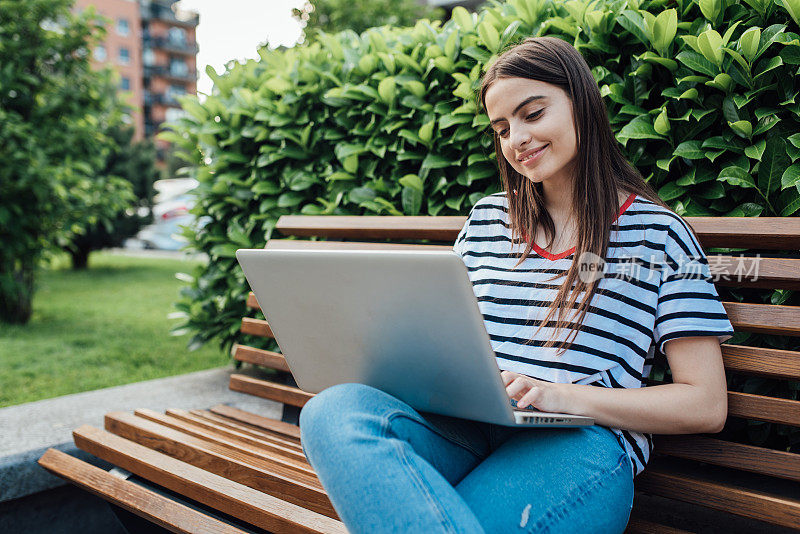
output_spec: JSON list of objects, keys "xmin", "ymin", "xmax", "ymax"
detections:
[{"xmin": 519, "ymin": 144, "xmax": 549, "ymax": 166}]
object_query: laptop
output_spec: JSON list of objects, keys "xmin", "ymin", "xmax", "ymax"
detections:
[{"xmin": 235, "ymin": 247, "xmax": 594, "ymax": 428}]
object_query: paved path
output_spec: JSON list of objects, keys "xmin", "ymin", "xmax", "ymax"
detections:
[{"xmin": 0, "ymin": 365, "xmax": 278, "ymax": 502}]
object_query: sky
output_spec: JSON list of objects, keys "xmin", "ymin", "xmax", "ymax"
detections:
[{"xmin": 175, "ymin": 0, "xmax": 307, "ymax": 98}]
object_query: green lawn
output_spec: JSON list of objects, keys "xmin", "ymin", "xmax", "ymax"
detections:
[{"xmin": 0, "ymin": 252, "xmax": 228, "ymax": 407}]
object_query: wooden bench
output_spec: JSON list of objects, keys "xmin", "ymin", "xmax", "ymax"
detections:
[{"xmin": 38, "ymin": 214, "xmax": 800, "ymax": 533}]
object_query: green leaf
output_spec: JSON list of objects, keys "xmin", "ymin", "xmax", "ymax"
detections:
[
  {"xmin": 478, "ymin": 20, "xmax": 500, "ymax": 53},
  {"xmin": 452, "ymin": 6, "xmax": 475, "ymax": 32},
  {"xmin": 674, "ymin": 140, "xmax": 705, "ymax": 159},
  {"xmin": 778, "ymin": 186, "xmax": 800, "ymax": 215},
  {"xmin": 401, "ymin": 186, "xmax": 423, "ymax": 215},
  {"xmin": 754, "ymin": 56, "xmax": 783, "ymax": 79},
  {"xmin": 699, "ymin": 0, "xmax": 722, "ymax": 22},
  {"xmin": 782, "ymin": 163, "xmax": 800, "ymax": 189},
  {"xmin": 654, "ymin": 108, "xmax": 671, "ymax": 134},
  {"xmin": 718, "ymin": 166, "xmax": 757, "ymax": 188},
  {"xmin": 739, "ymin": 27, "xmax": 761, "ymax": 61},
  {"xmin": 758, "ymin": 137, "xmax": 789, "ymax": 193},
  {"xmin": 277, "ymin": 192, "xmax": 304, "ymax": 208},
  {"xmin": 698, "ymin": 29, "xmax": 724, "ymax": 66},
  {"xmin": 728, "ymin": 120, "xmax": 753, "ymax": 139},
  {"xmin": 652, "ymin": 9, "xmax": 677, "ymax": 56},
  {"xmin": 348, "ymin": 186, "xmax": 377, "ymax": 204},
  {"xmin": 676, "ymin": 50, "xmax": 718, "ymax": 76},
  {"xmin": 777, "ymin": 0, "xmax": 800, "ymax": 28},
  {"xmin": 210, "ymin": 244, "xmax": 239, "ymax": 258},
  {"xmin": 744, "ymin": 139, "xmax": 767, "ymax": 160},
  {"xmin": 326, "ymin": 171, "xmax": 356, "ymax": 182},
  {"xmin": 378, "ymin": 77, "xmax": 397, "ymax": 105},
  {"xmin": 421, "ymin": 153, "xmax": 453, "ymax": 170},
  {"xmin": 418, "ymin": 120, "xmax": 435, "ymax": 144},
  {"xmin": 252, "ymin": 181, "xmax": 281, "ymax": 195},
  {"xmin": 398, "ymin": 173, "xmax": 424, "ymax": 192},
  {"xmin": 617, "ymin": 116, "xmax": 664, "ymax": 144},
  {"xmin": 657, "ymin": 181, "xmax": 685, "ymax": 201}
]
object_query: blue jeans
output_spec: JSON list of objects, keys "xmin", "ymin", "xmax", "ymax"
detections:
[{"xmin": 299, "ymin": 383, "xmax": 634, "ymax": 533}]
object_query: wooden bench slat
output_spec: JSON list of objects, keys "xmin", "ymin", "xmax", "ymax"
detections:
[
  {"xmin": 274, "ymin": 215, "xmax": 800, "ymax": 249},
  {"xmin": 229, "ymin": 374, "xmax": 313, "ymax": 407},
  {"xmin": 684, "ymin": 217, "xmax": 800, "ymax": 249},
  {"xmin": 265, "ymin": 239, "xmax": 449, "ymax": 251},
  {"xmin": 38, "ymin": 448, "xmax": 250, "ymax": 534},
  {"xmin": 240, "ymin": 318, "xmax": 274, "ymax": 339},
  {"xmin": 164, "ymin": 409, "xmax": 306, "ymax": 459},
  {"xmin": 728, "ymin": 391, "xmax": 800, "ymax": 426},
  {"xmin": 636, "ymin": 466, "xmax": 800, "ymax": 529},
  {"xmin": 233, "ymin": 344, "xmax": 289, "ymax": 371},
  {"xmin": 209, "ymin": 405, "xmax": 302, "ymax": 440},
  {"xmin": 261, "ymin": 240, "xmax": 800, "ymax": 289},
  {"xmin": 190, "ymin": 409, "xmax": 303, "ymax": 449},
  {"xmin": 133, "ymin": 409, "xmax": 314, "ymax": 476},
  {"xmin": 710, "ymin": 257, "xmax": 800, "ymax": 290},
  {"xmin": 723, "ymin": 302, "xmax": 800, "ymax": 337},
  {"xmin": 276, "ymin": 215, "xmax": 464, "ymax": 241},
  {"xmin": 654, "ymin": 435, "xmax": 800, "ymax": 482},
  {"xmin": 721, "ymin": 344, "xmax": 800, "ymax": 380},
  {"xmin": 624, "ymin": 516, "xmax": 694, "ymax": 534},
  {"xmin": 103, "ymin": 412, "xmax": 336, "ymax": 518},
  {"xmin": 71, "ymin": 426, "xmax": 345, "ymax": 534}
]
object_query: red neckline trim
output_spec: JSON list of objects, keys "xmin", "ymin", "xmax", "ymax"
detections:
[{"xmin": 517, "ymin": 192, "xmax": 637, "ymax": 261}]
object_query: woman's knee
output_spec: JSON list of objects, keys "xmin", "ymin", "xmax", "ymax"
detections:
[{"xmin": 299, "ymin": 383, "xmax": 388, "ymax": 452}]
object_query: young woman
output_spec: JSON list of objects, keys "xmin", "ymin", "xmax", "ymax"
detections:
[{"xmin": 299, "ymin": 36, "xmax": 735, "ymax": 533}]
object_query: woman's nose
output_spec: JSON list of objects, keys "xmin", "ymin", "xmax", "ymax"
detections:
[{"xmin": 509, "ymin": 126, "xmax": 533, "ymax": 151}]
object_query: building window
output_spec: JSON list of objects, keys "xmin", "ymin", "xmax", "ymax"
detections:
[
  {"xmin": 93, "ymin": 45, "xmax": 107, "ymax": 61},
  {"xmin": 169, "ymin": 58, "xmax": 188, "ymax": 77},
  {"xmin": 168, "ymin": 27, "xmax": 186, "ymax": 44},
  {"xmin": 117, "ymin": 18, "xmax": 130, "ymax": 36},
  {"xmin": 121, "ymin": 77, "xmax": 131, "ymax": 90},
  {"xmin": 143, "ymin": 48, "xmax": 155, "ymax": 66},
  {"xmin": 165, "ymin": 108, "xmax": 187, "ymax": 123},
  {"xmin": 119, "ymin": 47, "xmax": 130, "ymax": 65}
]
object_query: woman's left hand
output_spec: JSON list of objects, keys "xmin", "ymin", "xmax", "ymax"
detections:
[{"xmin": 501, "ymin": 370, "xmax": 570, "ymax": 413}]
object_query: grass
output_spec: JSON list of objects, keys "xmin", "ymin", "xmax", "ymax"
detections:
[{"xmin": 0, "ymin": 251, "xmax": 228, "ymax": 408}]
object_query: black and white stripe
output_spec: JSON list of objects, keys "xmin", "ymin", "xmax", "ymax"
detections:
[{"xmin": 454, "ymin": 193, "xmax": 734, "ymax": 477}]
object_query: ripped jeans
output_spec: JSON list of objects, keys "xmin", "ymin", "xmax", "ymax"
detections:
[{"xmin": 299, "ymin": 383, "xmax": 634, "ymax": 534}]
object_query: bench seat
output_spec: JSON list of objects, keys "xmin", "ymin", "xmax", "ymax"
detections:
[{"xmin": 39, "ymin": 214, "xmax": 800, "ymax": 532}]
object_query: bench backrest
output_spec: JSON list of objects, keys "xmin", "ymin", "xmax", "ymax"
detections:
[{"xmin": 231, "ymin": 214, "xmax": 800, "ymax": 529}]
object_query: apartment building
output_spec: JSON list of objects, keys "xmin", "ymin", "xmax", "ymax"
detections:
[
  {"xmin": 74, "ymin": 0, "xmax": 145, "ymax": 140},
  {"xmin": 73, "ymin": 0, "xmax": 198, "ymax": 155}
]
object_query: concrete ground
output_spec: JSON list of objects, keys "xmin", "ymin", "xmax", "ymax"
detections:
[{"xmin": 0, "ymin": 365, "xmax": 279, "ymax": 503}]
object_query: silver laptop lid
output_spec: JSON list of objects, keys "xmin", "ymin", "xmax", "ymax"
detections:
[{"xmin": 236, "ymin": 248, "xmax": 523, "ymax": 425}]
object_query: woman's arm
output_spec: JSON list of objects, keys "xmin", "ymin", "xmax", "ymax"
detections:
[{"xmin": 503, "ymin": 336, "xmax": 728, "ymax": 435}]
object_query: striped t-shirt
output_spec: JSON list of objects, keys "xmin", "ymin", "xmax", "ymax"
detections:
[{"xmin": 453, "ymin": 192, "xmax": 735, "ymax": 477}]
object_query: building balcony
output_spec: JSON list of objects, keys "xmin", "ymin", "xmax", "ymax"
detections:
[
  {"xmin": 141, "ymin": 2, "xmax": 199, "ymax": 28},
  {"xmin": 144, "ymin": 35, "xmax": 198, "ymax": 56},
  {"xmin": 144, "ymin": 90, "xmax": 184, "ymax": 107},
  {"xmin": 144, "ymin": 121, "xmax": 160, "ymax": 137},
  {"xmin": 144, "ymin": 64, "xmax": 197, "ymax": 83}
]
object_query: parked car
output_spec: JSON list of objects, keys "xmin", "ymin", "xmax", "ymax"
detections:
[{"xmin": 124, "ymin": 179, "xmax": 198, "ymax": 251}]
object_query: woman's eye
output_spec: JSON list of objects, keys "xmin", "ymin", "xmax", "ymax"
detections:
[{"xmin": 497, "ymin": 110, "xmax": 544, "ymax": 137}]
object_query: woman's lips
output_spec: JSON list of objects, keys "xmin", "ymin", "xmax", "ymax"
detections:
[{"xmin": 520, "ymin": 144, "xmax": 548, "ymax": 166}]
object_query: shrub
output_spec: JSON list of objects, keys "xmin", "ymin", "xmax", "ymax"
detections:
[{"xmin": 166, "ymin": 0, "xmax": 800, "ymax": 354}]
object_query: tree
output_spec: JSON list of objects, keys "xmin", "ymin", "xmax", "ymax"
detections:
[
  {"xmin": 0, "ymin": 0, "xmax": 132, "ymax": 322},
  {"xmin": 66, "ymin": 125, "xmax": 159, "ymax": 269},
  {"xmin": 291, "ymin": 0, "xmax": 445, "ymax": 41}
]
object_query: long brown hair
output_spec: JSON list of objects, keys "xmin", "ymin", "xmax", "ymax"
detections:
[{"xmin": 478, "ymin": 36, "xmax": 672, "ymax": 356}]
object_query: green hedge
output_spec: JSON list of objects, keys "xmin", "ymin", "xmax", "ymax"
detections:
[{"xmin": 165, "ymin": 0, "xmax": 800, "ymax": 353}]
